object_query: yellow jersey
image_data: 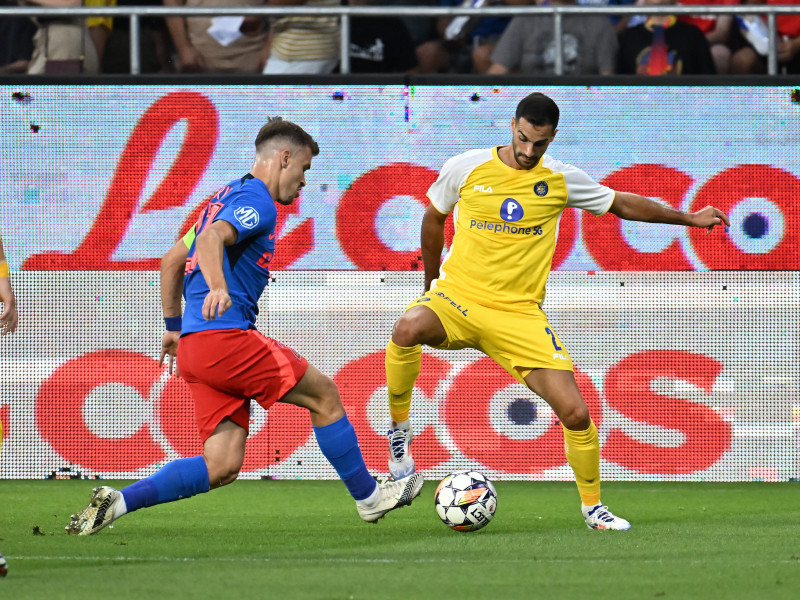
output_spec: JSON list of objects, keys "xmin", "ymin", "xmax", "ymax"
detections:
[{"xmin": 428, "ymin": 146, "xmax": 614, "ymax": 312}]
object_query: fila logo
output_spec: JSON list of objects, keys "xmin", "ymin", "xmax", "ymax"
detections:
[
  {"xmin": 474, "ymin": 185, "xmax": 493, "ymax": 193},
  {"xmin": 552, "ymin": 353, "xmax": 569, "ymax": 360}
]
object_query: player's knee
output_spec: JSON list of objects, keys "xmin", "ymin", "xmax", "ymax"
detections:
[
  {"xmin": 560, "ymin": 404, "xmax": 591, "ymax": 430},
  {"xmin": 392, "ymin": 314, "xmax": 424, "ymax": 347}
]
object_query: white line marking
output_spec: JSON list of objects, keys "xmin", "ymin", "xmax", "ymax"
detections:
[{"xmin": 11, "ymin": 556, "xmax": 800, "ymax": 565}]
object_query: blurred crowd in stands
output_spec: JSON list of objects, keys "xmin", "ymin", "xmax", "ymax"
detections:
[{"xmin": 1, "ymin": 0, "xmax": 799, "ymax": 75}]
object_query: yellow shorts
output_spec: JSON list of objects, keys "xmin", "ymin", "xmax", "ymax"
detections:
[{"xmin": 406, "ymin": 286, "xmax": 573, "ymax": 384}]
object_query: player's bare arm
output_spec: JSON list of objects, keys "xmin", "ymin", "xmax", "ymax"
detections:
[
  {"xmin": 609, "ymin": 191, "xmax": 731, "ymax": 232},
  {"xmin": 0, "ymin": 235, "xmax": 18, "ymax": 335},
  {"xmin": 0, "ymin": 277, "xmax": 16, "ymax": 335},
  {"xmin": 421, "ymin": 203, "xmax": 448, "ymax": 292},
  {"xmin": 159, "ymin": 238, "xmax": 190, "ymax": 374},
  {"xmin": 196, "ymin": 219, "xmax": 238, "ymax": 321}
]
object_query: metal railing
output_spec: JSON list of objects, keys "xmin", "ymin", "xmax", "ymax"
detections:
[{"xmin": 1, "ymin": 4, "xmax": 798, "ymax": 75}]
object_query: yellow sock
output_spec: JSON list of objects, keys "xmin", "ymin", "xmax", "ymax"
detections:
[
  {"xmin": 385, "ymin": 340, "xmax": 421, "ymax": 424},
  {"xmin": 562, "ymin": 420, "xmax": 601, "ymax": 507}
]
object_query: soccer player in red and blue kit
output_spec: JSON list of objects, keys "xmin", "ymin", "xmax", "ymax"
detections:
[{"xmin": 67, "ymin": 118, "xmax": 423, "ymax": 536}]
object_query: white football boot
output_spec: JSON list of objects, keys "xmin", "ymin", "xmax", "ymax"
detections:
[
  {"xmin": 582, "ymin": 503, "xmax": 631, "ymax": 530},
  {"xmin": 66, "ymin": 486, "xmax": 123, "ymax": 536},
  {"xmin": 387, "ymin": 423, "xmax": 415, "ymax": 480},
  {"xmin": 357, "ymin": 474, "xmax": 424, "ymax": 523}
]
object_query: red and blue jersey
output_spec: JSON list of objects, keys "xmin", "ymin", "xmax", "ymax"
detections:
[{"xmin": 182, "ymin": 174, "xmax": 277, "ymax": 334}]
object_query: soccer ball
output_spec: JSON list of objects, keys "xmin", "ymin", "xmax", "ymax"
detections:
[{"xmin": 434, "ymin": 471, "xmax": 497, "ymax": 532}]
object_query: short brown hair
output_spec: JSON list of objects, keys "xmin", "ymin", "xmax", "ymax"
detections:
[{"xmin": 254, "ymin": 117, "xmax": 319, "ymax": 156}]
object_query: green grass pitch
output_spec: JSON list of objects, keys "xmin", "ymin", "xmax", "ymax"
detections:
[{"xmin": 1, "ymin": 480, "xmax": 798, "ymax": 599}]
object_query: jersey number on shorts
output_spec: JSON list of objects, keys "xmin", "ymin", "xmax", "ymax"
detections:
[{"xmin": 545, "ymin": 327, "xmax": 562, "ymax": 351}]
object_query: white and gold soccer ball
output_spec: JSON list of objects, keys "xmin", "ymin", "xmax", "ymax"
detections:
[{"xmin": 434, "ymin": 471, "xmax": 497, "ymax": 532}]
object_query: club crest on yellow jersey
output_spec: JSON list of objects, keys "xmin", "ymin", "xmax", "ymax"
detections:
[{"xmin": 534, "ymin": 181, "xmax": 549, "ymax": 197}]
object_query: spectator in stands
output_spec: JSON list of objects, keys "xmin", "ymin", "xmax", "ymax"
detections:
[
  {"xmin": 677, "ymin": 0, "xmax": 738, "ymax": 74},
  {"xmin": 348, "ymin": 0, "xmax": 418, "ymax": 73},
  {"xmin": 164, "ymin": 0, "xmax": 269, "ymax": 73},
  {"xmin": 409, "ymin": 1, "xmax": 452, "ymax": 73},
  {"xmin": 86, "ymin": 0, "xmax": 114, "ymax": 66},
  {"xmin": 102, "ymin": 0, "xmax": 173, "ymax": 73},
  {"xmin": 577, "ymin": 0, "xmax": 640, "ymax": 34},
  {"xmin": 261, "ymin": 0, "xmax": 340, "ymax": 74},
  {"xmin": 731, "ymin": 0, "xmax": 800, "ymax": 74},
  {"xmin": 0, "ymin": 0, "xmax": 37, "ymax": 73},
  {"xmin": 26, "ymin": 0, "xmax": 115, "ymax": 74},
  {"xmin": 487, "ymin": 0, "xmax": 618, "ymax": 75},
  {"xmin": 383, "ymin": 0, "xmax": 441, "ymax": 62},
  {"xmin": 416, "ymin": 0, "xmax": 532, "ymax": 74},
  {"xmin": 616, "ymin": 0, "xmax": 716, "ymax": 74}
]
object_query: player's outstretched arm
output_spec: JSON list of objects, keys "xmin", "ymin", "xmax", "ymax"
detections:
[
  {"xmin": 421, "ymin": 203, "xmax": 448, "ymax": 292},
  {"xmin": 0, "ymin": 235, "xmax": 18, "ymax": 335},
  {"xmin": 609, "ymin": 191, "xmax": 730, "ymax": 232},
  {"xmin": 159, "ymin": 238, "xmax": 190, "ymax": 373},
  {"xmin": 195, "ymin": 220, "xmax": 238, "ymax": 321},
  {"xmin": 0, "ymin": 277, "xmax": 17, "ymax": 336},
  {"xmin": 161, "ymin": 238, "xmax": 189, "ymax": 318}
]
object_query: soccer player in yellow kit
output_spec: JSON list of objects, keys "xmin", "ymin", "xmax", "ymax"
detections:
[{"xmin": 385, "ymin": 92, "xmax": 731, "ymax": 530}]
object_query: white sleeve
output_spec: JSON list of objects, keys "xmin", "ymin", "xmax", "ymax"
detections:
[
  {"xmin": 558, "ymin": 160, "xmax": 615, "ymax": 216},
  {"xmin": 427, "ymin": 153, "xmax": 472, "ymax": 214}
]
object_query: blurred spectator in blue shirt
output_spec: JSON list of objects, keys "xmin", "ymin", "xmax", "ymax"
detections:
[{"xmin": 416, "ymin": 0, "xmax": 533, "ymax": 73}]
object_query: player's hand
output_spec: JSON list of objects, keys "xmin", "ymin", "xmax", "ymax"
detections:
[
  {"xmin": 203, "ymin": 288, "xmax": 232, "ymax": 321},
  {"xmin": 178, "ymin": 45, "xmax": 207, "ymax": 73},
  {"xmin": 690, "ymin": 206, "xmax": 730, "ymax": 233},
  {"xmin": 0, "ymin": 296, "xmax": 18, "ymax": 335},
  {"xmin": 159, "ymin": 330, "xmax": 181, "ymax": 375},
  {"xmin": 778, "ymin": 37, "xmax": 800, "ymax": 62},
  {"xmin": 257, "ymin": 44, "xmax": 271, "ymax": 71}
]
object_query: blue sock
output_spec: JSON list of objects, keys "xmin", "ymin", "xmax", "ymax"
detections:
[
  {"xmin": 121, "ymin": 455, "xmax": 210, "ymax": 513},
  {"xmin": 314, "ymin": 415, "xmax": 378, "ymax": 501}
]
